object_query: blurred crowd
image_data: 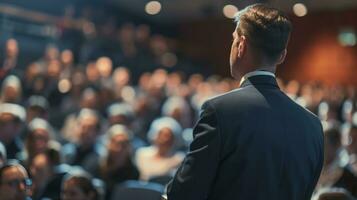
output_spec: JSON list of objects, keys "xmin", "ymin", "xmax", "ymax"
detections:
[{"xmin": 1, "ymin": 33, "xmax": 357, "ymax": 199}]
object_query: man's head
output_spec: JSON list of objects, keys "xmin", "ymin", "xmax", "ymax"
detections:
[
  {"xmin": 0, "ymin": 161, "xmax": 31, "ymax": 200},
  {"xmin": 230, "ymin": 4, "xmax": 292, "ymax": 79}
]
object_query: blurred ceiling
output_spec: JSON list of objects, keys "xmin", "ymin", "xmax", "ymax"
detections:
[{"xmin": 107, "ymin": 0, "xmax": 357, "ymax": 23}]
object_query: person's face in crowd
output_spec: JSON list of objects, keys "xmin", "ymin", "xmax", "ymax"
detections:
[
  {"xmin": 188, "ymin": 74, "xmax": 203, "ymax": 92},
  {"xmin": 61, "ymin": 50, "xmax": 74, "ymax": 66},
  {"xmin": 61, "ymin": 179, "xmax": 94, "ymax": 200},
  {"xmin": 86, "ymin": 63, "xmax": 100, "ymax": 82},
  {"xmin": 150, "ymin": 35, "xmax": 168, "ymax": 56},
  {"xmin": 217, "ymin": 79, "xmax": 232, "ymax": 93},
  {"xmin": 6, "ymin": 39, "xmax": 18, "ymax": 58},
  {"xmin": 113, "ymin": 68, "xmax": 130, "ymax": 87},
  {"xmin": 0, "ymin": 166, "xmax": 31, "ymax": 200},
  {"xmin": 78, "ymin": 117, "xmax": 99, "ymax": 147},
  {"xmin": 118, "ymin": 23, "xmax": 135, "ymax": 42},
  {"xmin": 138, "ymin": 73, "xmax": 151, "ymax": 91},
  {"xmin": 170, "ymin": 108, "xmax": 183, "ymax": 124},
  {"xmin": 45, "ymin": 46, "xmax": 59, "ymax": 61},
  {"xmin": 136, "ymin": 24, "xmax": 150, "ymax": 43},
  {"xmin": 3, "ymin": 85, "xmax": 21, "ymax": 103},
  {"xmin": 108, "ymin": 133, "xmax": 130, "ymax": 162},
  {"xmin": 167, "ymin": 73, "xmax": 182, "ymax": 89},
  {"xmin": 80, "ymin": 90, "xmax": 98, "ymax": 109},
  {"xmin": 47, "ymin": 60, "xmax": 62, "ymax": 79},
  {"xmin": 148, "ymin": 69, "xmax": 167, "ymax": 98},
  {"xmin": 0, "ymin": 114, "xmax": 20, "ymax": 144},
  {"xmin": 155, "ymin": 127, "xmax": 174, "ymax": 154},
  {"xmin": 24, "ymin": 64, "xmax": 40, "ymax": 83},
  {"xmin": 285, "ymin": 80, "xmax": 300, "ymax": 96},
  {"xmin": 96, "ymin": 57, "xmax": 112, "ymax": 78},
  {"xmin": 28, "ymin": 129, "xmax": 50, "ymax": 156},
  {"xmin": 30, "ymin": 154, "xmax": 51, "ymax": 190}
]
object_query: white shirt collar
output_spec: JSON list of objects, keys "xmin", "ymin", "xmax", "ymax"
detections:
[{"xmin": 239, "ymin": 70, "xmax": 276, "ymax": 86}]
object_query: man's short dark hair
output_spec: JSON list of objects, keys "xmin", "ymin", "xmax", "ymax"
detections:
[{"xmin": 235, "ymin": 4, "xmax": 292, "ymax": 62}]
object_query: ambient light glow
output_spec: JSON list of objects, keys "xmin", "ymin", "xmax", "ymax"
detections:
[
  {"xmin": 223, "ymin": 4, "xmax": 238, "ymax": 19},
  {"xmin": 145, "ymin": 1, "xmax": 162, "ymax": 15},
  {"xmin": 293, "ymin": 3, "xmax": 308, "ymax": 17}
]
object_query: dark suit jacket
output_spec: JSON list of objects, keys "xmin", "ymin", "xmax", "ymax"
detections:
[{"xmin": 167, "ymin": 75, "xmax": 324, "ymax": 200}]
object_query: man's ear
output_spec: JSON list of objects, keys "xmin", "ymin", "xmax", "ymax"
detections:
[
  {"xmin": 237, "ymin": 36, "xmax": 246, "ymax": 58},
  {"xmin": 276, "ymin": 49, "xmax": 287, "ymax": 65}
]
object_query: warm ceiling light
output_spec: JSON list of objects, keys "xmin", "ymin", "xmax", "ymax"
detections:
[
  {"xmin": 293, "ymin": 3, "xmax": 308, "ymax": 17},
  {"xmin": 223, "ymin": 4, "xmax": 238, "ymax": 19},
  {"xmin": 145, "ymin": 1, "xmax": 162, "ymax": 15}
]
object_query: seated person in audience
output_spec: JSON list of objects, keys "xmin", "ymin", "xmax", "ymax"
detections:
[
  {"xmin": 61, "ymin": 88, "xmax": 100, "ymax": 143},
  {"xmin": 0, "ymin": 160, "xmax": 32, "ymax": 200},
  {"xmin": 0, "ymin": 75, "xmax": 22, "ymax": 104},
  {"xmin": 106, "ymin": 102, "xmax": 146, "ymax": 150},
  {"xmin": 315, "ymin": 126, "xmax": 357, "ymax": 197},
  {"xmin": 161, "ymin": 96, "xmax": 192, "ymax": 129},
  {"xmin": 0, "ymin": 142, "xmax": 7, "ymax": 167},
  {"xmin": 313, "ymin": 187, "xmax": 357, "ymax": 200},
  {"xmin": 62, "ymin": 108, "xmax": 104, "ymax": 175},
  {"xmin": 0, "ymin": 103, "xmax": 26, "ymax": 159},
  {"xmin": 30, "ymin": 147, "xmax": 65, "ymax": 200},
  {"xmin": 135, "ymin": 117, "xmax": 184, "ymax": 181},
  {"xmin": 106, "ymin": 102, "xmax": 135, "ymax": 127},
  {"xmin": 19, "ymin": 118, "xmax": 58, "ymax": 167},
  {"xmin": 348, "ymin": 121, "xmax": 357, "ymax": 172},
  {"xmin": 99, "ymin": 124, "xmax": 139, "ymax": 199},
  {"xmin": 25, "ymin": 95, "xmax": 49, "ymax": 123},
  {"xmin": 61, "ymin": 171, "xmax": 99, "ymax": 200}
]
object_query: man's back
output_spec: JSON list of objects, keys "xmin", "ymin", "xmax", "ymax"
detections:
[{"xmin": 167, "ymin": 75, "xmax": 324, "ymax": 200}]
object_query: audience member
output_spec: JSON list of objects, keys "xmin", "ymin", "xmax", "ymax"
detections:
[
  {"xmin": 99, "ymin": 124, "xmax": 139, "ymax": 199},
  {"xmin": 62, "ymin": 109, "xmax": 104, "ymax": 175},
  {"xmin": 135, "ymin": 117, "xmax": 184, "ymax": 181},
  {"xmin": 61, "ymin": 170, "xmax": 99, "ymax": 200},
  {"xmin": 315, "ymin": 126, "xmax": 357, "ymax": 197},
  {"xmin": 0, "ymin": 103, "xmax": 26, "ymax": 159},
  {"xmin": 0, "ymin": 160, "xmax": 32, "ymax": 200}
]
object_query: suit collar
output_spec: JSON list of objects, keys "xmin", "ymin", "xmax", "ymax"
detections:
[
  {"xmin": 239, "ymin": 70, "xmax": 275, "ymax": 85},
  {"xmin": 240, "ymin": 74, "xmax": 279, "ymax": 89}
]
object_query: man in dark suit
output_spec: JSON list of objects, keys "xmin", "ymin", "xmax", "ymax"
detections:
[{"xmin": 166, "ymin": 4, "xmax": 324, "ymax": 200}]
